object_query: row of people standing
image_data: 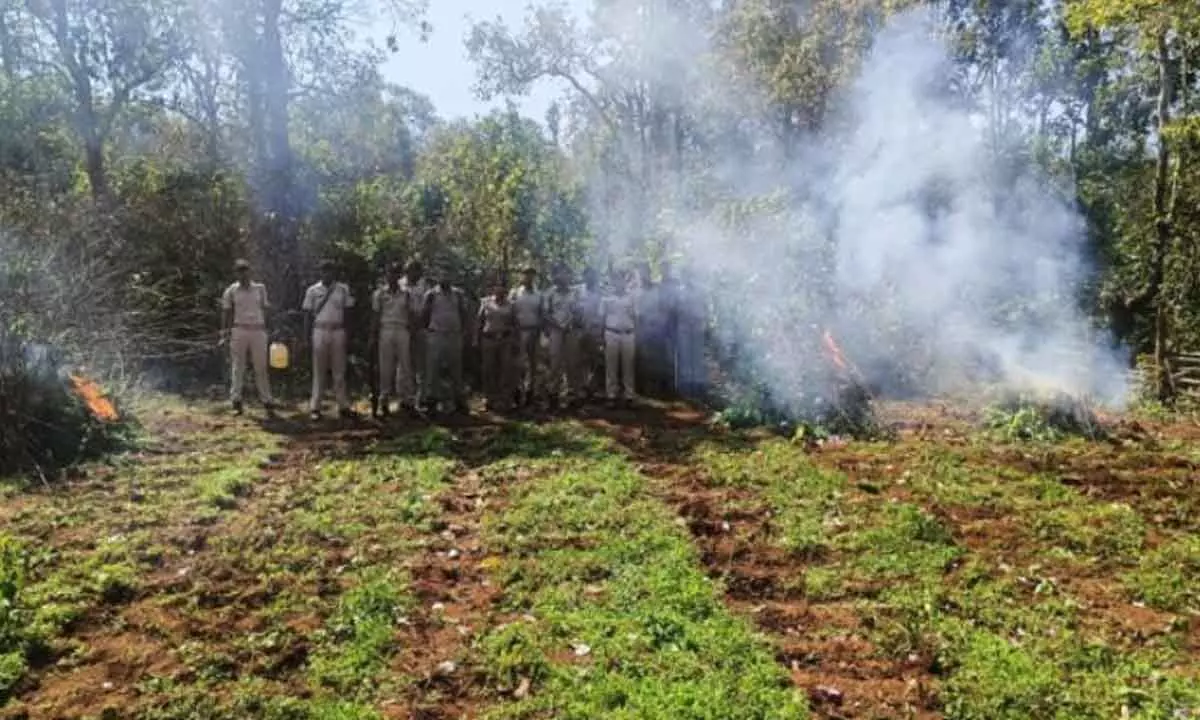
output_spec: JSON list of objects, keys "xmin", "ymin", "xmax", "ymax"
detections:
[
  {"xmin": 476, "ymin": 261, "xmax": 711, "ymax": 412},
  {"xmin": 481, "ymin": 264, "xmax": 625, "ymax": 411},
  {"xmin": 219, "ymin": 256, "xmax": 708, "ymax": 418}
]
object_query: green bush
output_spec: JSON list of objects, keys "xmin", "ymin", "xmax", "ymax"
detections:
[
  {"xmin": 711, "ymin": 378, "xmax": 889, "ymax": 440},
  {"xmin": 0, "ymin": 234, "xmax": 135, "ymax": 478}
]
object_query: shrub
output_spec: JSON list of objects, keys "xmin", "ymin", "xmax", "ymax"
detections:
[
  {"xmin": 0, "ymin": 233, "xmax": 134, "ymax": 478},
  {"xmin": 0, "ymin": 332, "xmax": 132, "ymax": 477}
]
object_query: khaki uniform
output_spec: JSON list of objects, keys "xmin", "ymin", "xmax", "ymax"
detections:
[
  {"xmin": 478, "ymin": 297, "xmax": 517, "ymax": 409},
  {"xmin": 543, "ymin": 286, "xmax": 577, "ymax": 402},
  {"xmin": 510, "ymin": 285, "xmax": 542, "ymax": 399},
  {"xmin": 372, "ymin": 284, "xmax": 413, "ymax": 405},
  {"xmin": 574, "ymin": 284, "xmax": 604, "ymax": 398},
  {"xmin": 302, "ymin": 281, "xmax": 354, "ymax": 412},
  {"xmin": 601, "ymin": 293, "xmax": 637, "ymax": 400},
  {"xmin": 401, "ymin": 276, "xmax": 431, "ymax": 405},
  {"xmin": 424, "ymin": 286, "xmax": 466, "ymax": 406},
  {"xmin": 222, "ymin": 282, "xmax": 273, "ymax": 404},
  {"xmin": 462, "ymin": 292, "xmax": 482, "ymax": 391}
]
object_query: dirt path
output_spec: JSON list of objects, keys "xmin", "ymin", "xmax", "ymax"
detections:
[{"xmin": 387, "ymin": 422, "xmax": 512, "ymax": 720}]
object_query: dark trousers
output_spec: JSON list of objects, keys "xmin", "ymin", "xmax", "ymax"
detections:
[{"xmin": 636, "ymin": 329, "xmax": 674, "ymax": 398}]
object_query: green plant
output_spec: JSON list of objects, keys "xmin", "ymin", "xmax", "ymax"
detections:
[
  {"xmin": 1123, "ymin": 535, "xmax": 1200, "ymax": 612},
  {"xmin": 983, "ymin": 392, "xmax": 1106, "ymax": 442},
  {"xmin": 0, "ymin": 536, "xmax": 32, "ymax": 699},
  {"xmin": 308, "ymin": 571, "xmax": 412, "ymax": 698}
]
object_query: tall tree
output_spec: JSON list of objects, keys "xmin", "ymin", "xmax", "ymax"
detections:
[
  {"xmin": 23, "ymin": 0, "xmax": 187, "ymax": 202},
  {"xmin": 1068, "ymin": 0, "xmax": 1200, "ymax": 397}
]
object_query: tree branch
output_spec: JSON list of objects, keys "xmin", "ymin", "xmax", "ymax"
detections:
[{"xmin": 99, "ymin": 57, "xmax": 172, "ymax": 138}]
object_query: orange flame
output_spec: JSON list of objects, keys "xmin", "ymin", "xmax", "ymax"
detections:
[
  {"xmin": 69, "ymin": 374, "xmax": 118, "ymax": 422},
  {"xmin": 822, "ymin": 330, "xmax": 848, "ymax": 372}
]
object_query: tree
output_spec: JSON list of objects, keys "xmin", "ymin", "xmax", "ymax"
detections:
[
  {"xmin": 468, "ymin": 0, "xmax": 712, "ymax": 258},
  {"xmin": 413, "ymin": 109, "xmax": 589, "ymax": 279},
  {"xmin": 22, "ymin": 0, "xmax": 187, "ymax": 202},
  {"xmin": 1067, "ymin": 0, "xmax": 1200, "ymax": 398}
]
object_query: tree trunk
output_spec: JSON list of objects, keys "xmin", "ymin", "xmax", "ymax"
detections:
[
  {"xmin": 68, "ymin": 64, "xmax": 109, "ymax": 202},
  {"xmin": 0, "ymin": 8, "xmax": 16, "ymax": 78},
  {"xmin": 501, "ymin": 235, "xmax": 510, "ymax": 284},
  {"xmin": 252, "ymin": 0, "xmax": 301, "ymax": 311},
  {"xmin": 1151, "ymin": 31, "xmax": 1174, "ymax": 401},
  {"xmin": 200, "ymin": 58, "xmax": 224, "ymax": 166},
  {"xmin": 83, "ymin": 132, "xmax": 108, "ymax": 201}
]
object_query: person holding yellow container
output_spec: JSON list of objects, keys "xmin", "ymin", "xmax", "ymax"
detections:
[{"xmin": 219, "ymin": 258, "xmax": 277, "ymax": 416}]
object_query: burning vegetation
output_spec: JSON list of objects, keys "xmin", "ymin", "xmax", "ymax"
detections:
[
  {"xmin": 0, "ymin": 344, "xmax": 131, "ymax": 479},
  {"xmin": 983, "ymin": 391, "xmax": 1107, "ymax": 442},
  {"xmin": 68, "ymin": 374, "xmax": 120, "ymax": 422},
  {"xmin": 713, "ymin": 328, "xmax": 889, "ymax": 441},
  {"xmin": 713, "ymin": 324, "xmax": 1113, "ymax": 446}
]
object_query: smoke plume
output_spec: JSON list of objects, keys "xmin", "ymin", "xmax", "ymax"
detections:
[{"xmin": 601, "ymin": 6, "xmax": 1130, "ymax": 409}]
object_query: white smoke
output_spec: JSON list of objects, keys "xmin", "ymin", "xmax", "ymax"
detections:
[{"xmin": 622, "ymin": 7, "xmax": 1131, "ymax": 409}]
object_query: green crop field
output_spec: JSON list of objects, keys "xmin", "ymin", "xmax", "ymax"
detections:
[{"xmin": 2, "ymin": 398, "xmax": 1198, "ymax": 719}]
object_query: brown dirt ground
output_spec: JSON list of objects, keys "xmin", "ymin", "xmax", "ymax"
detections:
[
  {"xmin": 6, "ymin": 398, "xmax": 1198, "ymax": 719},
  {"xmin": 583, "ymin": 404, "xmax": 940, "ymax": 719},
  {"xmin": 386, "ymin": 423, "xmax": 513, "ymax": 720},
  {"xmin": 3, "ymin": 408, "xmax": 510, "ymax": 720},
  {"xmin": 585, "ymin": 399, "xmax": 1200, "ymax": 720}
]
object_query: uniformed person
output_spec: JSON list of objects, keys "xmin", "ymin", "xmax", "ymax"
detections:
[
  {"xmin": 476, "ymin": 275, "xmax": 517, "ymax": 413},
  {"xmin": 542, "ymin": 265, "xmax": 577, "ymax": 410},
  {"xmin": 601, "ymin": 269, "xmax": 637, "ymax": 408},
  {"xmin": 461, "ymin": 282, "xmax": 483, "ymax": 395},
  {"xmin": 220, "ymin": 259, "xmax": 274, "ymax": 415},
  {"xmin": 421, "ymin": 265, "xmax": 469, "ymax": 414},
  {"xmin": 510, "ymin": 267, "xmax": 542, "ymax": 407},
  {"xmin": 573, "ymin": 267, "xmax": 605, "ymax": 403},
  {"xmin": 658, "ymin": 262, "xmax": 681, "ymax": 398},
  {"xmin": 633, "ymin": 262, "xmax": 661, "ymax": 397},
  {"xmin": 372, "ymin": 261, "xmax": 414, "ymax": 417},
  {"xmin": 302, "ymin": 259, "xmax": 355, "ymax": 420},
  {"xmin": 400, "ymin": 259, "xmax": 431, "ymax": 410},
  {"xmin": 675, "ymin": 265, "xmax": 707, "ymax": 400}
]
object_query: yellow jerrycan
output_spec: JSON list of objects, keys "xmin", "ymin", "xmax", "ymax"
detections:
[{"xmin": 269, "ymin": 341, "xmax": 290, "ymax": 369}]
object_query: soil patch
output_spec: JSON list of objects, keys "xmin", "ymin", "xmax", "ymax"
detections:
[{"xmin": 589, "ymin": 402, "xmax": 943, "ymax": 719}]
